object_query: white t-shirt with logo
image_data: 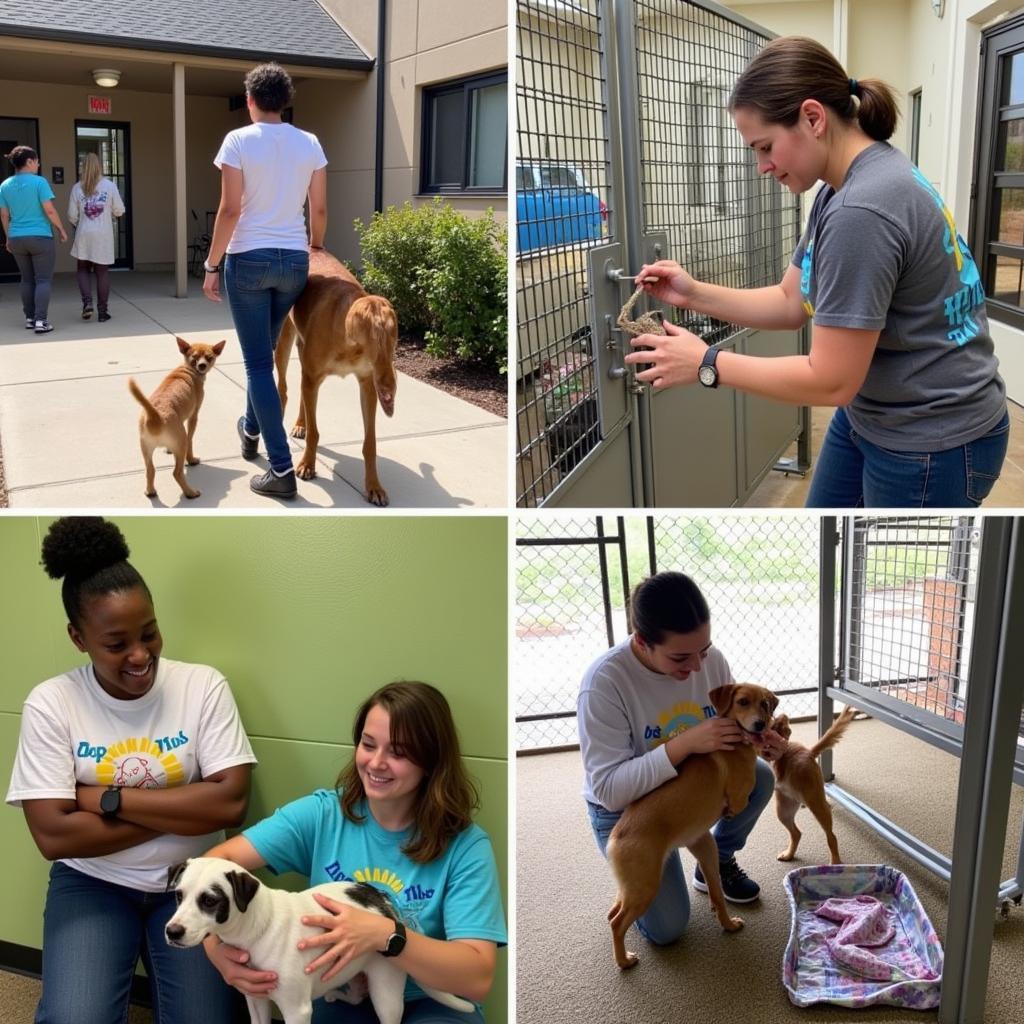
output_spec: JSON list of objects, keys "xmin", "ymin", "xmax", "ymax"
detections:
[
  {"xmin": 6, "ymin": 658, "xmax": 257, "ymax": 891},
  {"xmin": 214, "ymin": 121, "xmax": 328, "ymax": 253},
  {"xmin": 577, "ymin": 637, "xmax": 734, "ymax": 812}
]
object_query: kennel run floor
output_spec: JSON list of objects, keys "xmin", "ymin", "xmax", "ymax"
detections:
[
  {"xmin": 516, "ymin": 716, "xmax": 1024, "ymax": 1024},
  {"xmin": 0, "ymin": 273, "xmax": 507, "ymax": 508}
]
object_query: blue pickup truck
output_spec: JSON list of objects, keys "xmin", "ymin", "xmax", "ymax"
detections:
[{"xmin": 516, "ymin": 162, "xmax": 606, "ymax": 253}]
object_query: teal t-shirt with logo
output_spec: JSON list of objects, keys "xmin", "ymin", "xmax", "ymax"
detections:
[
  {"xmin": 243, "ymin": 787, "xmax": 507, "ymax": 1003},
  {"xmin": 0, "ymin": 173, "xmax": 54, "ymax": 237}
]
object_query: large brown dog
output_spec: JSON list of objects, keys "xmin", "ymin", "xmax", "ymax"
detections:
[
  {"xmin": 128, "ymin": 337, "xmax": 225, "ymax": 500},
  {"xmin": 274, "ymin": 250, "xmax": 398, "ymax": 506},
  {"xmin": 606, "ymin": 683, "xmax": 779, "ymax": 969},
  {"xmin": 769, "ymin": 706, "xmax": 856, "ymax": 865}
]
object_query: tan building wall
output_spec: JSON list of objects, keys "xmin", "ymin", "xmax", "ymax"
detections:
[{"xmin": 2, "ymin": 0, "xmax": 507, "ymax": 275}]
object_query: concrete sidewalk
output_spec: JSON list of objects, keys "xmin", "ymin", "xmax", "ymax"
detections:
[{"xmin": 0, "ymin": 273, "xmax": 507, "ymax": 508}]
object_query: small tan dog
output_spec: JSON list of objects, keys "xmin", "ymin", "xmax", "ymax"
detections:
[
  {"xmin": 274, "ymin": 249, "xmax": 398, "ymax": 506},
  {"xmin": 769, "ymin": 705, "xmax": 857, "ymax": 865},
  {"xmin": 128, "ymin": 337, "xmax": 225, "ymax": 499},
  {"xmin": 606, "ymin": 683, "xmax": 779, "ymax": 969}
]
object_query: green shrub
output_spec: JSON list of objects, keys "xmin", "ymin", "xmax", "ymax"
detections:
[{"xmin": 355, "ymin": 198, "xmax": 508, "ymax": 373}]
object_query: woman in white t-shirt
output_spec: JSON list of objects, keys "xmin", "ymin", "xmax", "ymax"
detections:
[
  {"xmin": 203, "ymin": 62, "xmax": 328, "ymax": 500},
  {"xmin": 6, "ymin": 517, "xmax": 257, "ymax": 1024},
  {"xmin": 577, "ymin": 571, "xmax": 785, "ymax": 950},
  {"xmin": 67, "ymin": 153, "xmax": 125, "ymax": 322}
]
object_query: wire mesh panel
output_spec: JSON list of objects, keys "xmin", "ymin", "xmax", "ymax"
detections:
[
  {"xmin": 516, "ymin": 0, "xmax": 612, "ymax": 506},
  {"xmin": 632, "ymin": 0, "xmax": 801, "ymax": 341},
  {"xmin": 515, "ymin": 514, "xmax": 824, "ymax": 752},
  {"xmin": 843, "ymin": 516, "xmax": 981, "ymax": 730},
  {"xmin": 515, "ymin": 515, "xmax": 629, "ymax": 750},
  {"xmin": 651, "ymin": 515, "xmax": 821, "ymax": 716}
]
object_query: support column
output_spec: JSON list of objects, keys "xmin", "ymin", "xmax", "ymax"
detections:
[{"xmin": 173, "ymin": 62, "xmax": 187, "ymax": 298}]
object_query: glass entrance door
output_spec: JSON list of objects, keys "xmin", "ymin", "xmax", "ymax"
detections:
[{"xmin": 74, "ymin": 120, "xmax": 132, "ymax": 268}]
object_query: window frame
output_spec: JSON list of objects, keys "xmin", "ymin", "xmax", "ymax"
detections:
[
  {"xmin": 973, "ymin": 14, "xmax": 1024, "ymax": 331},
  {"xmin": 909, "ymin": 87, "xmax": 922, "ymax": 166},
  {"xmin": 420, "ymin": 70, "xmax": 508, "ymax": 196}
]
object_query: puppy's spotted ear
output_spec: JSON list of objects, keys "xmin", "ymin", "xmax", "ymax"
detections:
[
  {"xmin": 226, "ymin": 869, "xmax": 261, "ymax": 914},
  {"xmin": 709, "ymin": 684, "xmax": 736, "ymax": 716},
  {"xmin": 166, "ymin": 860, "xmax": 188, "ymax": 892},
  {"xmin": 768, "ymin": 691, "xmax": 780, "ymax": 715}
]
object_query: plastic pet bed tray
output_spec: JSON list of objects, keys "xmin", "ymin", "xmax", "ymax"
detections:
[{"xmin": 783, "ymin": 864, "xmax": 943, "ymax": 1009}]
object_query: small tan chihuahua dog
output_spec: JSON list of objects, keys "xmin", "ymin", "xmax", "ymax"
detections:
[{"xmin": 128, "ymin": 337, "xmax": 225, "ymax": 499}]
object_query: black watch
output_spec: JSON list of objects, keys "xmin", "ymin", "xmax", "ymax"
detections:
[
  {"xmin": 203, "ymin": 259, "xmax": 223, "ymax": 274},
  {"xmin": 698, "ymin": 345, "xmax": 720, "ymax": 388},
  {"xmin": 99, "ymin": 785, "xmax": 122, "ymax": 818},
  {"xmin": 380, "ymin": 919, "xmax": 406, "ymax": 957}
]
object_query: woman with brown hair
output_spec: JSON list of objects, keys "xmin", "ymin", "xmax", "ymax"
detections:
[
  {"xmin": 625, "ymin": 36, "xmax": 1008, "ymax": 509},
  {"xmin": 68, "ymin": 152, "xmax": 125, "ymax": 321},
  {"xmin": 203, "ymin": 681, "xmax": 506, "ymax": 1022}
]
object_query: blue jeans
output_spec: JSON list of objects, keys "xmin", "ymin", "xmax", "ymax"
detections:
[
  {"xmin": 9, "ymin": 234, "xmax": 56, "ymax": 321},
  {"xmin": 311, "ymin": 996, "xmax": 485, "ymax": 1023},
  {"xmin": 806, "ymin": 406, "xmax": 1010, "ymax": 508},
  {"xmin": 35, "ymin": 861, "xmax": 243, "ymax": 1024},
  {"xmin": 224, "ymin": 247, "xmax": 309, "ymax": 475},
  {"xmin": 586, "ymin": 758, "xmax": 774, "ymax": 946}
]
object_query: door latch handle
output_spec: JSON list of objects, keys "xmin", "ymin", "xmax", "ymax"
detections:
[{"xmin": 605, "ymin": 314, "xmax": 627, "ymax": 379}]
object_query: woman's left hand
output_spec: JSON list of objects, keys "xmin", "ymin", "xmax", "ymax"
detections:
[
  {"xmin": 203, "ymin": 270, "xmax": 221, "ymax": 302},
  {"xmin": 623, "ymin": 321, "xmax": 708, "ymax": 390},
  {"xmin": 298, "ymin": 892, "xmax": 393, "ymax": 983}
]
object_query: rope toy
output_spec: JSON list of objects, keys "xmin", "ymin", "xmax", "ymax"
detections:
[{"xmin": 616, "ymin": 285, "xmax": 665, "ymax": 338}]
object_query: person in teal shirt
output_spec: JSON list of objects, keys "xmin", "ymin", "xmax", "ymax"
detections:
[
  {"xmin": 0, "ymin": 145, "xmax": 68, "ymax": 333},
  {"xmin": 204, "ymin": 681, "xmax": 506, "ymax": 1022}
]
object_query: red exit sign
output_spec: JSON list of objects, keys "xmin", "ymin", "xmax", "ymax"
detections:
[{"xmin": 88, "ymin": 95, "xmax": 111, "ymax": 115}]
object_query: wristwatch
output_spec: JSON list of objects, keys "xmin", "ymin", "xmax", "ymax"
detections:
[
  {"xmin": 380, "ymin": 919, "xmax": 407, "ymax": 957},
  {"xmin": 203, "ymin": 259, "xmax": 222, "ymax": 274},
  {"xmin": 99, "ymin": 785, "xmax": 122, "ymax": 818},
  {"xmin": 697, "ymin": 345, "xmax": 721, "ymax": 388}
]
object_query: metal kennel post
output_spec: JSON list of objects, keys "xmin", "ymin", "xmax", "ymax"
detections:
[
  {"xmin": 515, "ymin": 0, "xmax": 810, "ymax": 508},
  {"xmin": 819, "ymin": 516, "xmax": 1024, "ymax": 1024}
]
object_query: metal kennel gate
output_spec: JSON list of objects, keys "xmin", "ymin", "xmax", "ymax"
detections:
[
  {"xmin": 515, "ymin": 0, "xmax": 810, "ymax": 508},
  {"xmin": 819, "ymin": 516, "xmax": 1024, "ymax": 1024}
]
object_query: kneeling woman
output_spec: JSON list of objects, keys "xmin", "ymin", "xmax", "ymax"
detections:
[{"xmin": 204, "ymin": 681, "xmax": 506, "ymax": 1022}]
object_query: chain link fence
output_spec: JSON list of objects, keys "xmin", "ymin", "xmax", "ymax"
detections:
[{"xmin": 515, "ymin": 514, "xmax": 823, "ymax": 752}]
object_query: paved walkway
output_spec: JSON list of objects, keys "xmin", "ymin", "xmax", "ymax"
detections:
[{"xmin": 0, "ymin": 273, "xmax": 507, "ymax": 508}]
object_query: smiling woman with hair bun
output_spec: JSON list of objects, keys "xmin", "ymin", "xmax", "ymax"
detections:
[{"xmin": 6, "ymin": 515, "xmax": 257, "ymax": 1024}]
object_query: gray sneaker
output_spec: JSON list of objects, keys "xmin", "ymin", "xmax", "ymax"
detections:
[
  {"xmin": 250, "ymin": 469, "xmax": 296, "ymax": 499},
  {"xmin": 34, "ymin": 320, "xmax": 54, "ymax": 334},
  {"xmin": 237, "ymin": 417, "xmax": 259, "ymax": 460}
]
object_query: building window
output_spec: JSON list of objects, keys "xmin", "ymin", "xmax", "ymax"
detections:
[
  {"xmin": 422, "ymin": 71, "xmax": 507, "ymax": 193},
  {"xmin": 909, "ymin": 88, "xmax": 922, "ymax": 165},
  {"xmin": 975, "ymin": 15, "xmax": 1024, "ymax": 330}
]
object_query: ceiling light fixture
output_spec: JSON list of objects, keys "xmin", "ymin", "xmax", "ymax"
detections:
[{"xmin": 92, "ymin": 68, "xmax": 121, "ymax": 88}]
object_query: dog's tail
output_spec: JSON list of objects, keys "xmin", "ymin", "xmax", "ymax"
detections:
[
  {"xmin": 418, "ymin": 985, "xmax": 475, "ymax": 1014},
  {"xmin": 808, "ymin": 705, "xmax": 857, "ymax": 758},
  {"xmin": 128, "ymin": 378, "xmax": 162, "ymax": 431}
]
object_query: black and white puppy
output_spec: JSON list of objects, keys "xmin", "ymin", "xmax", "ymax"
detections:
[{"xmin": 165, "ymin": 856, "xmax": 474, "ymax": 1024}]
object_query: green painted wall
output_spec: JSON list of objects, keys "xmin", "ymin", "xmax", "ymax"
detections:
[{"xmin": 0, "ymin": 514, "xmax": 508, "ymax": 1022}]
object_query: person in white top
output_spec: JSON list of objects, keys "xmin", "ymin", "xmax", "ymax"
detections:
[
  {"xmin": 203, "ymin": 62, "xmax": 328, "ymax": 500},
  {"xmin": 6, "ymin": 517, "xmax": 256, "ymax": 1024},
  {"xmin": 67, "ymin": 153, "xmax": 125, "ymax": 322},
  {"xmin": 578, "ymin": 571, "xmax": 785, "ymax": 949}
]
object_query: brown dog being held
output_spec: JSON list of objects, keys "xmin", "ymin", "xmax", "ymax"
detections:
[
  {"xmin": 128, "ymin": 336, "xmax": 225, "ymax": 500},
  {"xmin": 605, "ymin": 682, "xmax": 779, "ymax": 970},
  {"xmin": 274, "ymin": 249, "xmax": 397, "ymax": 506},
  {"xmin": 769, "ymin": 705, "xmax": 856, "ymax": 866}
]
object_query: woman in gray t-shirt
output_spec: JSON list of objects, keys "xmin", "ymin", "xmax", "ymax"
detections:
[{"xmin": 625, "ymin": 36, "xmax": 1008, "ymax": 509}]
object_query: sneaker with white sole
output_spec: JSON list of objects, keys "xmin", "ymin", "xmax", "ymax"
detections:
[
  {"xmin": 25, "ymin": 318, "xmax": 35, "ymax": 329},
  {"xmin": 34, "ymin": 320, "xmax": 54, "ymax": 334},
  {"xmin": 250, "ymin": 469, "xmax": 297, "ymax": 499},
  {"xmin": 692, "ymin": 857, "xmax": 760, "ymax": 903}
]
